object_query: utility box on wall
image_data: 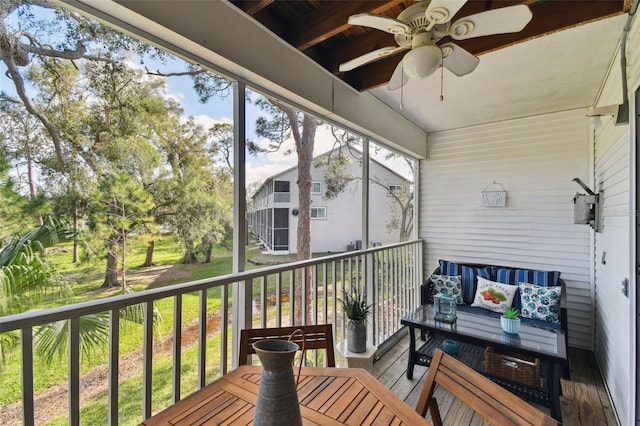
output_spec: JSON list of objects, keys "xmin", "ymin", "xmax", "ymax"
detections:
[
  {"xmin": 572, "ymin": 193, "xmax": 602, "ymax": 232},
  {"xmin": 571, "ymin": 177, "xmax": 602, "ymax": 233}
]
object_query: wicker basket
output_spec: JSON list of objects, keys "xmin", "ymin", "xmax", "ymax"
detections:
[{"xmin": 484, "ymin": 347, "xmax": 540, "ymax": 388}]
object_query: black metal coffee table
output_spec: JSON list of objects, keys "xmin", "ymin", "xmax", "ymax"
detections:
[{"xmin": 401, "ymin": 305, "xmax": 567, "ymax": 420}]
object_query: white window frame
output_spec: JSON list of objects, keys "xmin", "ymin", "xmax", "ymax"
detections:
[
  {"xmin": 311, "ymin": 206, "xmax": 327, "ymax": 220},
  {"xmin": 311, "ymin": 181, "xmax": 322, "ymax": 194},
  {"xmin": 388, "ymin": 184, "xmax": 404, "ymax": 197}
]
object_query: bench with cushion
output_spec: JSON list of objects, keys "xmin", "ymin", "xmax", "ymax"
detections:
[{"xmin": 421, "ymin": 260, "xmax": 568, "ymax": 340}]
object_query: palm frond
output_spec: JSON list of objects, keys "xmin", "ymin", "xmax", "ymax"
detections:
[{"xmin": 34, "ymin": 314, "xmax": 111, "ymax": 364}]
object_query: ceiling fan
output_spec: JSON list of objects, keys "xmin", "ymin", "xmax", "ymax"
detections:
[{"xmin": 339, "ymin": 0, "xmax": 533, "ymax": 90}]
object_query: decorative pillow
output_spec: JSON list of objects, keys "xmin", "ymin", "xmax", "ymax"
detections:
[
  {"xmin": 439, "ymin": 260, "xmax": 492, "ymax": 305},
  {"xmin": 471, "ymin": 277, "xmax": 518, "ymax": 314},
  {"xmin": 519, "ymin": 283, "xmax": 561, "ymax": 324},
  {"xmin": 430, "ymin": 274, "xmax": 464, "ymax": 304},
  {"xmin": 493, "ymin": 267, "xmax": 561, "ymax": 310}
]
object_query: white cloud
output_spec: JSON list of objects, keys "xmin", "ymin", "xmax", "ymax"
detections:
[
  {"xmin": 246, "ymin": 160, "xmax": 296, "ymax": 186},
  {"xmin": 191, "ymin": 114, "xmax": 231, "ymax": 129}
]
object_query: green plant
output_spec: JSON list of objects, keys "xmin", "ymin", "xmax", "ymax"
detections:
[
  {"xmin": 339, "ymin": 286, "xmax": 372, "ymax": 322},
  {"xmin": 502, "ymin": 307, "xmax": 520, "ymax": 320}
]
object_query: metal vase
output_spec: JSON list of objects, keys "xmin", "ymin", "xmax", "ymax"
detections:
[
  {"xmin": 253, "ymin": 339, "xmax": 303, "ymax": 426},
  {"xmin": 347, "ymin": 319, "xmax": 367, "ymax": 353}
]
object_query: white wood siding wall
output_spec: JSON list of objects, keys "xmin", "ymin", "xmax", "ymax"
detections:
[
  {"xmin": 593, "ymin": 121, "xmax": 631, "ymax": 426},
  {"xmin": 420, "ymin": 109, "xmax": 593, "ymax": 349},
  {"xmin": 591, "ymin": 11, "xmax": 639, "ymax": 426}
]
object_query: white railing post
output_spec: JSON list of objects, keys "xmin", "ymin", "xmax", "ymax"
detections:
[{"xmin": 365, "ymin": 251, "xmax": 375, "ymax": 346}]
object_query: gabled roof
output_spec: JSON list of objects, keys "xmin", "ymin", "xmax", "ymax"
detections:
[{"xmin": 251, "ymin": 145, "xmax": 411, "ymax": 198}]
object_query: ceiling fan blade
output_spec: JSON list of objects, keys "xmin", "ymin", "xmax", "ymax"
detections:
[
  {"xmin": 347, "ymin": 13, "xmax": 411, "ymax": 35},
  {"xmin": 424, "ymin": 0, "xmax": 468, "ymax": 26},
  {"xmin": 387, "ymin": 60, "xmax": 409, "ymax": 91},
  {"xmin": 440, "ymin": 43, "xmax": 479, "ymax": 76},
  {"xmin": 450, "ymin": 5, "xmax": 533, "ymax": 40},
  {"xmin": 339, "ymin": 46, "xmax": 405, "ymax": 72}
]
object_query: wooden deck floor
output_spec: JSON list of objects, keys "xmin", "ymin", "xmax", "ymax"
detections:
[{"xmin": 372, "ymin": 331, "xmax": 618, "ymax": 425}]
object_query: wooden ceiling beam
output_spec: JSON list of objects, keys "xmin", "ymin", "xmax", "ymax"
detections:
[
  {"xmin": 233, "ymin": 0, "xmax": 275, "ymax": 16},
  {"xmin": 342, "ymin": 0, "xmax": 626, "ymax": 91},
  {"xmin": 293, "ymin": 0, "xmax": 406, "ymax": 51},
  {"xmin": 229, "ymin": 0, "xmax": 286, "ymax": 37}
]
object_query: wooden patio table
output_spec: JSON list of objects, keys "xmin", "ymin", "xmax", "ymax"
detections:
[{"xmin": 141, "ymin": 365, "xmax": 432, "ymax": 425}]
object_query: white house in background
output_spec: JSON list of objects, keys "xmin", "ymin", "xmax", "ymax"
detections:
[{"xmin": 248, "ymin": 148, "xmax": 411, "ymax": 255}]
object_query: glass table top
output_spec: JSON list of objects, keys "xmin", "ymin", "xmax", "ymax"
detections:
[{"xmin": 402, "ymin": 305, "xmax": 566, "ymax": 361}]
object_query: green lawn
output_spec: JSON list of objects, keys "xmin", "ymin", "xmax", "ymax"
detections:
[
  {"xmin": 0, "ymin": 235, "xmax": 351, "ymax": 424},
  {"xmin": 0, "ymin": 235, "xmax": 232, "ymax": 410}
]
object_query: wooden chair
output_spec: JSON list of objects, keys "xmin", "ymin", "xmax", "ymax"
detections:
[
  {"xmin": 416, "ymin": 349, "xmax": 559, "ymax": 426},
  {"xmin": 239, "ymin": 324, "xmax": 336, "ymax": 367}
]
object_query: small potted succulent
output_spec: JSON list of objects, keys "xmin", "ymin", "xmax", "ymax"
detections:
[
  {"xmin": 339, "ymin": 286, "xmax": 372, "ymax": 353},
  {"xmin": 500, "ymin": 307, "xmax": 521, "ymax": 334}
]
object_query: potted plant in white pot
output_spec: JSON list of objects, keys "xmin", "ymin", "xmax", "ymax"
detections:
[
  {"xmin": 339, "ymin": 286, "xmax": 372, "ymax": 353},
  {"xmin": 500, "ymin": 307, "xmax": 521, "ymax": 334}
]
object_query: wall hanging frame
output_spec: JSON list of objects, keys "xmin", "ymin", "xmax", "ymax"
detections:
[{"xmin": 481, "ymin": 181, "xmax": 507, "ymax": 207}]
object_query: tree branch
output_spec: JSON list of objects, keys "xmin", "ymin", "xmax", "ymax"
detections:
[
  {"xmin": 145, "ymin": 67, "xmax": 207, "ymax": 78},
  {"xmin": 1, "ymin": 50, "xmax": 65, "ymax": 170}
]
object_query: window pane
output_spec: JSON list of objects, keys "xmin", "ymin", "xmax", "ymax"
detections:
[
  {"xmin": 273, "ymin": 208, "xmax": 289, "ymax": 228},
  {"xmin": 274, "ymin": 180, "xmax": 290, "ymax": 192},
  {"xmin": 311, "ymin": 207, "xmax": 326, "ymax": 219}
]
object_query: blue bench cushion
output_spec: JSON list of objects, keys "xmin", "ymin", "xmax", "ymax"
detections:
[{"xmin": 439, "ymin": 260, "xmax": 492, "ymax": 305}]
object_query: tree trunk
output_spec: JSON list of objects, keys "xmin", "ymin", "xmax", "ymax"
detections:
[
  {"xmin": 26, "ymin": 151, "xmax": 44, "ymax": 226},
  {"xmin": 183, "ymin": 241, "xmax": 198, "ymax": 264},
  {"xmin": 203, "ymin": 243, "xmax": 213, "ymax": 263},
  {"xmin": 102, "ymin": 241, "xmax": 120, "ymax": 288},
  {"xmin": 183, "ymin": 251, "xmax": 198, "ymax": 264},
  {"xmin": 72, "ymin": 202, "xmax": 79, "ymax": 263},
  {"xmin": 141, "ymin": 240, "xmax": 155, "ymax": 267},
  {"xmin": 289, "ymin": 112, "xmax": 318, "ymax": 325},
  {"xmin": 102, "ymin": 198, "xmax": 121, "ymax": 288}
]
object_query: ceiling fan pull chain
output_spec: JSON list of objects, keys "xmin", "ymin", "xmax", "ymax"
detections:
[
  {"xmin": 440, "ymin": 51, "xmax": 444, "ymax": 101},
  {"xmin": 400, "ymin": 63, "xmax": 405, "ymax": 109}
]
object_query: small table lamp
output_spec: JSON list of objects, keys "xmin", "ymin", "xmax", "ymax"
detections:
[{"xmin": 433, "ymin": 291, "xmax": 457, "ymax": 324}]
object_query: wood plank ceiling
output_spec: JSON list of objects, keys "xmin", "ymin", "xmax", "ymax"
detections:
[{"xmin": 229, "ymin": 0, "xmax": 630, "ymax": 92}]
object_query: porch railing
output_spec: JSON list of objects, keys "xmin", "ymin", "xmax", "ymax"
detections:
[{"xmin": 0, "ymin": 239, "xmax": 423, "ymax": 425}]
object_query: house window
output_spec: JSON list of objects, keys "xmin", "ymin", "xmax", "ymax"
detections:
[
  {"xmin": 311, "ymin": 207, "xmax": 326, "ymax": 219},
  {"xmin": 274, "ymin": 180, "xmax": 290, "ymax": 192},
  {"xmin": 274, "ymin": 180, "xmax": 291, "ymax": 203},
  {"xmin": 388, "ymin": 184, "xmax": 404, "ymax": 196},
  {"xmin": 311, "ymin": 181, "xmax": 322, "ymax": 194}
]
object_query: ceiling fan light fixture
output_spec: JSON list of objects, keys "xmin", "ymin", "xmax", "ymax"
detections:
[{"xmin": 403, "ymin": 44, "xmax": 442, "ymax": 79}]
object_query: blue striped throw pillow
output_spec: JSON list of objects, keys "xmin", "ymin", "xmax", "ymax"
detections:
[
  {"xmin": 438, "ymin": 260, "xmax": 491, "ymax": 305},
  {"xmin": 493, "ymin": 268, "xmax": 561, "ymax": 310}
]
